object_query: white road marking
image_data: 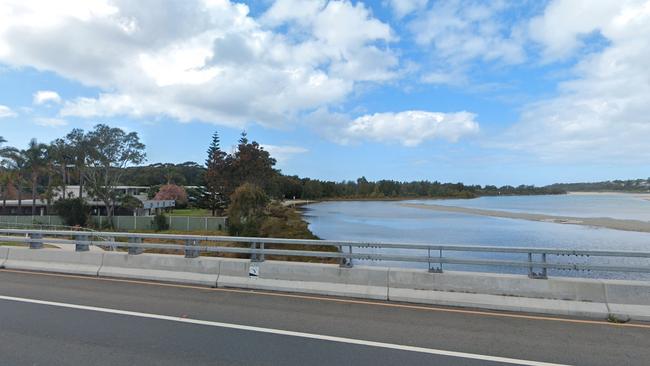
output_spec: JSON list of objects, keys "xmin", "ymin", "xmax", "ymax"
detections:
[{"xmin": 0, "ymin": 295, "xmax": 571, "ymax": 366}]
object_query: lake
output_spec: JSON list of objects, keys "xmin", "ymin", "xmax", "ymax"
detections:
[{"xmin": 301, "ymin": 194, "xmax": 650, "ymax": 279}]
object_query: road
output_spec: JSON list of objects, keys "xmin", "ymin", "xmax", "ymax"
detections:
[{"xmin": 0, "ymin": 269, "xmax": 648, "ymax": 366}]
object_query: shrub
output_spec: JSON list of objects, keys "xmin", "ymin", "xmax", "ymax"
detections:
[
  {"xmin": 226, "ymin": 183, "xmax": 268, "ymax": 236},
  {"xmin": 152, "ymin": 213, "xmax": 169, "ymax": 231},
  {"xmin": 54, "ymin": 198, "xmax": 89, "ymax": 227}
]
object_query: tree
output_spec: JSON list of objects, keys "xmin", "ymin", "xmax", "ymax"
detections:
[
  {"xmin": 204, "ymin": 131, "xmax": 229, "ymax": 216},
  {"xmin": 229, "ymin": 131, "xmax": 278, "ymax": 191},
  {"xmin": 154, "ymin": 184, "xmax": 188, "ymax": 207},
  {"xmin": 0, "ymin": 137, "xmax": 18, "ymax": 214},
  {"xmin": 226, "ymin": 183, "xmax": 269, "ymax": 236},
  {"xmin": 66, "ymin": 128, "xmax": 90, "ymax": 199},
  {"xmin": 84, "ymin": 124, "xmax": 146, "ymax": 225},
  {"xmin": 54, "ymin": 198, "xmax": 88, "ymax": 227},
  {"xmin": 21, "ymin": 139, "xmax": 49, "ymax": 216},
  {"xmin": 48, "ymin": 138, "xmax": 74, "ymax": 200}
]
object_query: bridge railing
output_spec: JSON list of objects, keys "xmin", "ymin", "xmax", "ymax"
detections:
[{"xmin": 1, "ymin": 228, "xmax": 649, "ymax": 279}]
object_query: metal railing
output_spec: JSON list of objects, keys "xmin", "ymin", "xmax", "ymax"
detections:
[{"xmin": 1, "ymin": 228, "xmax": 649, "ymax": 279}]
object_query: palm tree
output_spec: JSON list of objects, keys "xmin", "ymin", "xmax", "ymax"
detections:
[
  {"xmin": 0, "ymin": 137, "xmax": 18, "ymax": 215},
  {"xmin": 66, "ymin": 129, "xmax": 89, "ymax": 199},
  {"xmin": 3, "ymin": 150, "xmax": 26, "ymax": 215},
  {"xmin": 22, "ymin": 139, "xmax": 49, "ymax": 216},
  {"xmin": 47, "ymin": 139, "xmax": 74, "ymax": 208}
]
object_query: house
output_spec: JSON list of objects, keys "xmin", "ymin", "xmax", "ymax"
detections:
[{"xmin": 0, "ymin": 186, "xmax": 175, "ymax": 216}]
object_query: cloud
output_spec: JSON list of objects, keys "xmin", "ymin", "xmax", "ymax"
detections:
[
  {"xmin": 409, "ymin": 1, "xmax": 527, "ymax": 66},
  {"xmin": 506, "ymin": 0, "xmax": 650, "ymax": 162},
  {"xmin": 528, "ymin": 0, "xmax": 622, "ymax": 60},
  {"xmin": 312, "ymin": 109, "xmax": 479, "ymax": 146},
  {"xmin": 0, "ymin": 0, "xmax": 398, "ymax": 128},
  {"xmin": 34, "ymin": 117, "xmax": 68, "ymax": 127},
  {"xmin": 261, "ymin": 144, "xmax": 309, "ymax": 163},
  {"xmin": 386, "ymin": 0, "xmax": 428, "ymax": 18},
  {"xmin": 0, "ymin": 105, "xmax": 16, "ymax": 118},
  {"xmin": 33, "ymin": 90, "xmax": 62, "ymax": 105}
]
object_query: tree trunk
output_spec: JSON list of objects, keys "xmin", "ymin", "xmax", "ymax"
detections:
[
  {"xmin": 78, "ymin": 169, "xmax": 84, "ymax": 199},
  {"xmin": 31, "ymin": 176, "xmax": 37, "ymax": 216},
  {"xmin": 17, "ymin": 186, "xmax": 22, "ymax": 215}
]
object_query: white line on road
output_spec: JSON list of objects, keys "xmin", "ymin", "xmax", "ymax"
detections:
[{"xmin": 0, "ymin": 294, "xmax": 571, "ymax": 366}]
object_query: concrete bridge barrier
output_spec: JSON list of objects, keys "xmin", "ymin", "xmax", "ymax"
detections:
[
  {"xmin": 98, "ymin": 252, "xmax": 220, "ymax": 287},
  {"xmin": 0, "ymin": 247, "xmax": 8, "ymax": 267},
  {"xmin": 218, "ymin": 260, "xmax": 389, "ymax": 300},
  {"xmin": 1, "ymin": 247, "xmax": 649, "ymax": 321},
  {"xmin": 3, "ymin": 248, "xmax": 103, "ymax": 276}
]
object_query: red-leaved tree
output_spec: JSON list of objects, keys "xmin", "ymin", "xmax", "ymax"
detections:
[{"xmin": 154, "ymin": 184, "xmax": 188, "ymax": 207}]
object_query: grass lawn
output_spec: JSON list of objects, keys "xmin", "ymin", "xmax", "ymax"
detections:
[{"xmin": 167, "ymin": 208, "xmax": 214, "ymax": 217}]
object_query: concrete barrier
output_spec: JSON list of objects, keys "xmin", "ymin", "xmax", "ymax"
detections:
[
  {"xmin": 4, "ymin": 248, "xmax": 103, "ymax": 276},
  {"xmin": 218, "ymin": 261, "xmax": 389, "ymax": 300},
  {"xmin": 388, "ymin": 268, "xmax": 608, "ymax": 302},
  {"xmin": 3, "ymin": 249, "xmax": 649, "ymax": 321},
  {"xmin": 98, "ymin": 252, "xmax": 220, "ymax": 287},
  {"xmin": 0, "ymin": 247, "xmax": 9, "ymax": 267}
]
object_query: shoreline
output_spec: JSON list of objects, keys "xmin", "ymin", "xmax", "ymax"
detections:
[
  {"xmin": 567, "ymin": 191, "xmax": 650, "ymax": 201},
  {"xmin": 401, "ymin": 203, "xmax": 650, "ymax": 233}
]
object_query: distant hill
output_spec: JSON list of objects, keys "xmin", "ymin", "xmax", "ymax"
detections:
[{"xmin": 545, "ymin": 179, "xmax": 650, "ymax": 193}]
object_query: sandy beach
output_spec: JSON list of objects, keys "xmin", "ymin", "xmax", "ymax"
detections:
[{"xmin": 401, "ymin": 203, "xmax": 650, "ymax": 233}]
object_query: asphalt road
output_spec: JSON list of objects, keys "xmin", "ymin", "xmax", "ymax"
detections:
[{"xmin": 0, "ymin": 269, "xmax": 648, "ymax": 366}]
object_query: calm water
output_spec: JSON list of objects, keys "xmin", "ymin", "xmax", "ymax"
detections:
[{"xmin": 302, "ymin": 194, "xmax": 650, "ymax": 279}]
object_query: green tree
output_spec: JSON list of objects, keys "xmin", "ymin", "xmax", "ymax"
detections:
[
  {"xmin": 230, "ymin": 132, "xmax": 278, "ymax": 191},
  {"xmin": 204, "ymin": 131, "xmax": 229, "ymax": 216},
  {"xmin": 54, "ymin": 198, "xmax": 88, "ymax": 227},
  {"xmin": 0, "ymin": 137, "xmax": 18, "ymax": 214},
  {"xmin": 226, "ymin": 183, "xmax": 269, "ymax": 236},
  {"xmin": 84, "ymin": 124, "xmax": 146, "ymax": 225},
  {"xmin": 21, "ymin": 139, "xmax": 49, "ymax": 216},
  {"xmin": 65, "ymin": 128, "xmax": 90, "ymax": 199}
]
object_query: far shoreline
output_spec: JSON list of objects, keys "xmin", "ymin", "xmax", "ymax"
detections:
[
  {"xmin": 567, "ymin": 191, "xmax": 650, "ymax": 201},
  {"xmin": 401, "ymin": 202, "xmax": 650, "ymax": 234}
]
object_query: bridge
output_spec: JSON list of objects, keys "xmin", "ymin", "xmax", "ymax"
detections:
[{"xmin": 1, "ymin": 229, "xmax": 649, "ymax": 365}]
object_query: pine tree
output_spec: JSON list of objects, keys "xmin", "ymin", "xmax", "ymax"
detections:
[{"xmin": 204, "ymin": 131, "xmax": 229, "ymax": 216}]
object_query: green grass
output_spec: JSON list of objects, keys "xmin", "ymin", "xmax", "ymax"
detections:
[{"xmin": 166, "ymin": 208, "xmax": 214, "ymax": 217}]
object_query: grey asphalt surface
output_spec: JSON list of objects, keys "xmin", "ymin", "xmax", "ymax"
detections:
[{"xmin": 0, "ymin": 269, "xmax": 648, "ymax": 366}]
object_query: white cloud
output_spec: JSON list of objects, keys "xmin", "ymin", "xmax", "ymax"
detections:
[
  {"xmin": 33, "ymin": 90, "xmax": 62, "ymax": 105},
  {"xmin": 0, "ymin": 105, "xmax": 16, "ymax": 118},
  {"xmin": 507, "ymin": 0, "xmax": 650, "ymax": 162},
  {"xmin": 386, "ymin": 0, "xmax": 428, "ymax": 18},
  {"xmin": 528, "ymin": 0, "xmax": 623, "ymax": 60},
  {"xmin": 0, "ymin": 0, "xmax": 398, "ymax": 128},
  {"xmin": 261, "ymin": 144, "xmax": 309, "ymax": 163},
  {"xmin": 34, "ymin": 117, "xmax": 68, "ymax": 127},
  {"xmin": 312, "ymin": 109, "xmax": 479, "ymax": 146},
  {"xmin": 409, "ymin": 1, "xmax": 526, "ymax": 66}
]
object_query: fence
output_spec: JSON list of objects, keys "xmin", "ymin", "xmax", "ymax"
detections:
[
  {"xmin": 0, "ymin": 216, "xmax": 227, "ymax": 232},
  {"xmin": 1, "ymin": 228, "xmax": 649, "ymax": 279}
]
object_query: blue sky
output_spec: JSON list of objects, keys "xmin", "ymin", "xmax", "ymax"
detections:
[{"xmin": 1, "ymin": 0, "xmax": 649, "ymax": 186}]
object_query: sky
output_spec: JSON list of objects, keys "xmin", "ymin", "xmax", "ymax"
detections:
[{"xmin": 0, "ymin": 0, "xmax": 649, "ymax": 186}]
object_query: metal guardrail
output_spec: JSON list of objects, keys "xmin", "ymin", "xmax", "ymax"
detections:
[{"xmin": 0, "ymin": 229, "xmax": 649, "ymax": 279}]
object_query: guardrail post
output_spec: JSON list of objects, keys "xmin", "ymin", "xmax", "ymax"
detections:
[
  {"xmin": 28, "ymin": 233, "xmax": 43, "ymax": 249},
  {"xmin": 75, "ymin": 234, "xmax": 90, "ymax": 252},
  {"xmin": 339, "ymin": 245, "xmax": 353, "ymax": 268},
  {"xmin": 128, "ymin": 237, "xmax": 143, "ymax": 255},
  {"xmin": 185, "ymin": 239, "xmax": 199, "ymax": 258},
  {"xmin": 428, "ymin": 248, "xmax": 443, "ymax": 273},
  {"xmin": 250, "ymin": 242, "xmax": 265, "ymax": 262},
  {"xmin": 528, "ymin": 252, "xmax": 548, "ymax": 279}
]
